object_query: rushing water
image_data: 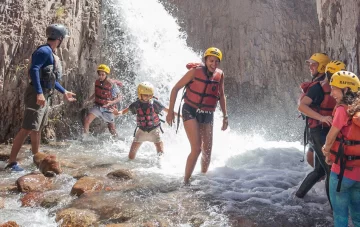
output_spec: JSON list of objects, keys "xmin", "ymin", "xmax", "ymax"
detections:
[{"xmin": 0, "ymin": 0, "xmax": 334, "ymax": 226}]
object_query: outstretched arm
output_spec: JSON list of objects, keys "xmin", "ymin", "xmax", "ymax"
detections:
[
  {"xmin": 111, "ymin": 107, "xmax": 129, "ymax": 116},
  {"xmin": 166, "ymin": 69, "xmax": 195, "ymax": 126}
]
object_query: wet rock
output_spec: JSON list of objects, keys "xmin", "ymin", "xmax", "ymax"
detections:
[
  {"xmin": 70, "ymin": 191, "xmax": 137, "ymax": 221},
  {"xmin": 0, "ymin": 183, "xmax": 17, "ymax": 192},
  {"xmin": 33, "ymin": 152, "xmax": 62, "ymax": 176},
  {"xmin": 0, "ymin": 197, "xmax": 4, "ymax": 208},
  {"xmin": 56, "ymin": 208, "xmax": 99, "ymax": 227},
  {"xmin": 106, "ymin": 224, "xmax": 133, "ymax": 227},
  {"xmin": 141, "ymin": 218, "xmax": 169, "ymax": 227},
  {"xmin": 70, "ymin": 176, "xmax": 104, "ymax": 196},
  {"xmin": 107, "ymin": 169, "xmax": 133, "ymax": 181},
  {"xmin": 40, "ymin": 195, "xmax": 62, "ymax": 208},
  {"xmin": 0, "ymin": 221, "xmax": 19, "ymax": 227},
  {"xmin": 189, "ymin": 215, "xmax": 206, "ymax": 227},
  {"xmin": 21, "ymin": 192, "xmax": 44, "ymax": 207},
  {"xmin": 16, "ymin": 173, "xmax": 53, "ymax": 192}
]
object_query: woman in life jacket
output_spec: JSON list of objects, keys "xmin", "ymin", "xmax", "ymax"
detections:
[
  {"xmin": 111, "ymin": 82, "xmax": 175, "ymax": 159},
  {"xmin": 322, "ymin": 71, "xmax": 360, "ymax": 227},
  {"xmin": 166, "ymin": 47, "xmax": 228, "ymax": 185},
  {"xmin": 83, "ymin": 64, "xmax": 122, "ymax": 137}
]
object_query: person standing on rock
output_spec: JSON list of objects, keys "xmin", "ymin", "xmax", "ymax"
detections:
[
  {"xmin": 296, "ymin": 53, "xmax": 334, "ymax": 202},
  {"xmin": 83, "ymin": 64, "xmax": 122, "ymax": 137},
  {"xmin": 166, "ymin": 47, "xmax": 228, "ymax": 185},
  {"xmin": 5, "ymin": 24, "xmax": 76, "ymax": 172}
]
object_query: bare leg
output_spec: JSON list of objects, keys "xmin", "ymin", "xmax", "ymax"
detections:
[
  {"xmin": 83, "ymin": 113, "xmax": 97, "ymax": 134},
  {"xmin": 128, "ymin": 142, "xmax": 142, "ymax": 159},
  {"xmin": 107, "ymin": 122, "xmax": 118, "ymax": 136},
  {"xmin": 30, "ymin": 130, "xmax": 41, "ymax": 155},
  {"xmin": 154, "ymin": 142, "xmax": 164, "ymax": 156},
  {"xmin": 183, "ymin": 119, "xmax": 201, "ymax": 184},
  {"xmin": 200, "ymin": 123, "xmax": 213, "ymax": 173},
  {"xmin": 9, "ymin": 128, "xmax": 32, "ymax": 163}
]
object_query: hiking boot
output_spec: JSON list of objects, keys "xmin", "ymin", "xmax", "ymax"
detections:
[{"xmin": 5, "ymin": 162, "xmax": 24, "ymax": 172}]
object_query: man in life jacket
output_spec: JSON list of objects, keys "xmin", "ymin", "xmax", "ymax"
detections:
[
  {"xmin": 296, "ymin": 53, "xmax": 334, "ymax": 199},
  {"xmin": 5, "ymin": 24, "xmax": 77, "ymax": 172},
  {"xmin": 83, "ymin": 64, "xmax": 121, "ymax": 137},
  {"xmin": 111, "ymin": 82, "xmax": 174, "ymax": 159},
  {"xmin": 321, "ymin": 71, "xmax": 360, "ymax": 226},
  {"xmin": 303, "ymin": 60, "xmax": 346, "ymax": 168}
]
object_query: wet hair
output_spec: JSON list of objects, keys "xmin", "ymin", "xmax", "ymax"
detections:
[{"xmin": 344, "ymin": 90, "xmax": 360, "ymax": 116}]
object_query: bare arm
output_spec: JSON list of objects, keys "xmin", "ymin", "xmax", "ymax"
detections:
[
  {"xmin": 168, "ymin": 69, "xmax": 195, "ymax": 112},
  {"xmin": 166, "ymin": 69, "xmax": 195, "ymax": 126},
  {"xmin": 298, "ymin": 96, "xmax": 332, "ymax": 126},
  {"xmin": 219, "ymin": 74, "xmax": 228, "ymax": 131},
  {"xmin": 111, "ymin": 107, "xmax": 129, "ymax": 116},
  {"xmin": 322, "ymin": 125, "xmax": 341, "ymax": 165},
  {"xmin": 219, "ymin": 74, "xmax": 227, "ymax": 117}
]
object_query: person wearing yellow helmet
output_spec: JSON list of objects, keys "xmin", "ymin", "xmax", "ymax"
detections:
[
  {"xmin": 321, "ymin": 71, "xmax": 360, "ymax": 227},
  {"xmin": 111, "ymin": 82, "xmax": 177, "ymax": 159},
  {"xmin": 296, "ymin": 53, "xmax": 334, "ymax": 202},
  {"xmin": 325, "ymin": 60, "xmax": 346, "ymax": 81},
  {"xmin": 83, "ymin": 64, "xmax": 122, "ymax": 137},
  {"xmin": 305, "ymin": 60, "xmax": 347, "ymax": 168},
  {"xmin": 166, "ymin": 47, "xmax": 228, "ymax": 185}
]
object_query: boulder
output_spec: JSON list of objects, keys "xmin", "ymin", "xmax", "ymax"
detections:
[
  {"xmin": 33, "ymin": 152, "xmax": 62, "ymax": 176},
  {"xmin": 16, "ymin": 173, "xmax": 52, "ymax": 192},
  {"xmin": 56, "ymin": 208, "xmax": 99, "ymax": 227},
  {"xmin": 70, "ymin": 176, "xmax": 104, "ymax": 196}
]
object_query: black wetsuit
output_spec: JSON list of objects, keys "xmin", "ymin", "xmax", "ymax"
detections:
[{"xmin": 296, "ymin": 75, "xmax": 332, "ymax": 205}]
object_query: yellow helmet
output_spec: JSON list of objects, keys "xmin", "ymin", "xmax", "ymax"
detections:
[
  {"xmin": 330, "ymin": 71, "xmax": 360, "ymax": 92},
  {"xmin": 325, "ymin": 60, "xmax": 346, "ymax": 74},
  {"xmin": 137, "ymin": 82, "xmax": 154, "ymax": 100},
  {"xmin": 306, "ymin": 53, "xmax": 331, "ymax": 73},
  {"xmin": 204, "ymin": 47, "xmax": 223, "ymax": 61},
  {"xmin": 97, "ymin": 64, "xmax": 110, "ymax": 74}
]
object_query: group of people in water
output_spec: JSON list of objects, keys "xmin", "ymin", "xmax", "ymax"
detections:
[
  {"xmin": 3, "ymin": 23, "xmax": 360, "ymax": 226},
  {"xmin": 298, "ymin": 53, "xmax": 360, "ymax": 226}
]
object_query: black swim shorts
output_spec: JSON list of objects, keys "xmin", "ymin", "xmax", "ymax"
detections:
[{"xmin": 182, "ymin": 103, "xmax": 214, "ymax": 124}]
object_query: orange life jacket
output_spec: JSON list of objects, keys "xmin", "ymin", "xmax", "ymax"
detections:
[
  {"xmin": 299, "ymin": 80, "xmax": 336, "ymax": 128},
  {"xmin": 329, "ymin": 104, "xmax": 360, "ymax": 191},
  {"xmin": 135, "ymin": 99, "xmax": 160, "ymax": 130},
  {"xmin": 94, "ymin": 79, "xmax": 115, "ymax": 109},
  {"xmin": 184, "ymin": 64, "xmax": 222, "ymax": 112}
]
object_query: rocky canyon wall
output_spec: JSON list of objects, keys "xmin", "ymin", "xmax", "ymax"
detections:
[
  {"xmin": 0, "ymin": 0, "xmax": 101, "ymax": 142},
  {"xmin": 316, "ymin": 0, "xmax": 360, "ymax": 74},
  {"xmin": 163, "ymin": 0, "xmax": 321, "ymax": 140}
]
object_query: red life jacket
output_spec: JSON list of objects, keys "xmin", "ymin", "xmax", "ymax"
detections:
[
  {"xmin": 330, "ymin": 104, "xmax": 360, "ymax": 167},
  {"xmin": 135, "ymin": 100, "xmax": 160, "ymax": 130},
  {"xmin": 329, "ymin": 104, "xmax": 360, "ymax": 191},
  {"xmin": 94, "ymin": 79, "xmax": 115, "ymax": 109},
  {"xmin": 299, "ymin": 80, "xmax": 336, "ymax": 128},
  {"xmin": 184, "ymin": 64, "xmax": 222, "ymax": 112}
]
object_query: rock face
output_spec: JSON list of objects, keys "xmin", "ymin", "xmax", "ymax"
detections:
[
  {"xmin": 0, "ymin": 0, "xmax": 101, "ymax": 142},
  {"xmin": 316, "ymin": 0, "xmax": 360, "ymax": 73},
  {"xmin": 164, "ymin": 0, "xmax": 321, "ymax": 140}
]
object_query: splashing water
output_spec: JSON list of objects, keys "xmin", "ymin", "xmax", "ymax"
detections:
[{"xmin": 0, "ymin": 0, "xmax": 334, "ymax": 226}]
